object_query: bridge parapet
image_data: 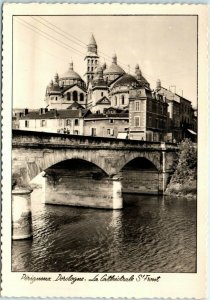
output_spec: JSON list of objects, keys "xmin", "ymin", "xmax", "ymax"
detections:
[{"xmin": 12, "ymin": 130, "xmax": 178, "ymax": 151}]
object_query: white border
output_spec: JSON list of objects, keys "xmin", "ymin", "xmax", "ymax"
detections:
[{"xmin": 2, "ymin": 3, "xmax": 208, "ymax": 298}]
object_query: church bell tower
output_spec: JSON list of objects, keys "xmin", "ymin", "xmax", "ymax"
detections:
[{"xmin": 84, "ymin": 34, "xmax": 99, "ymax": 85}]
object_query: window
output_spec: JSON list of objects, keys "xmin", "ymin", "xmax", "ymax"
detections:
[
  {"xmin": 135, "ymin": 101, "xmax": 140, "ymax": 111},
  {"xmin": 55, "ymin": 97, "xmax": 58, "ymax": 100},
  {"xmin": 149, "ymin": 116, "xmax": 152, "ymax": 127},
  {"xmin": 74, "ymin": 130, "xmax": 78, "ymax": 135},
  {"xmin": 95, "ymin": 60, "xmax": 97, "ymax": 64},
  {"xmin": 51, "ymin": 96, "xmax": 54, "ymax": 100},
  {"xmin": 101, "ymin": 92, "xmax": 104, "ymax": 97},
  {"xmin": 67, "ymin": 92, "xmax": 71, "ymax": 101},
  {"xmin": 92, "ymin": 75, "xmax": 94, "ymax": 79},
  {"xmin": 91, "ymin": 128, "xmax": 96, "ymax": 136},
  {"xmin": 88, "ymin": 67, "xmax": 90, "ymax": 71},
  {"xmin": 115, "ymin": 96, "xmax": 117, "ymax": 106},
  {"xmin": 134, "ymin": 116, "xmax": 140, "ymax": 127},
  {"xmin": 74, "ymin": 119, "xmax": 79, "ymax": 126},
  {"xmin": 73, "ymin": 91, "xmax": 78, "ymax": 101},
  {"xmin": 40, "ymin": 120, "xmax": 46, "ymax": 127},
  {"xmin": 88, "ymin": 59, "xmax": 90, "ymax": 64},
  {"xmin": 80, "ymin": 93, "xmax": 84, "ymax": 102},
  {"xmin": 109, "ymin": 119, "xmax": 114, "ymax": 123},
  {"xmin": 107, "ymin": 129, "xmax": 114, "ymax": 136},
  {"xmin": 91, "ymin": 67, "xmax": 93, "ymax": 71},
  {"xmin": 121, "ymin": 95, "xmax": 125, "ymax": 105},
  {"xmin": 66, "ymin": 119, "xmax": 71, "ymax": 126},
  {"xmin": 25, "ymin": 120, "xmax": 29, "ymax": 127}
]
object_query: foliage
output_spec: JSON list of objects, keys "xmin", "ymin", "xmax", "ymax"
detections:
[{"xmin": 166, "ymin": 139, "xmax": 197, "ymax": 196}]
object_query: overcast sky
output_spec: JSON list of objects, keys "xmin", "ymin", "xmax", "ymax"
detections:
[{"xmin": 13, "ymin": 15, "xmax": 197, "ymax": 108}]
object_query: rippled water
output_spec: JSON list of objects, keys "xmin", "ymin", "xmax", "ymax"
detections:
[{"xmin": 12, "ymin": 188, "xmax": 196, "ymax": 273}]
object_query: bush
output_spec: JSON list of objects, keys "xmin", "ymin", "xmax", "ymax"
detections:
[{"xmin": 166, "ymin": 139, "xmax": 197, "ymax": 196}]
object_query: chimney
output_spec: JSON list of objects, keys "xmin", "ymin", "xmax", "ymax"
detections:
[
  {"xmin": 156, "ymin": 79, "xmax": 161, "ymax": 90},
  {"xmin": 23, "ymin": 108, "xmax": 28, "ymax": 116},
  {"xmin": 42, "ymin": 108, "xmax": 48, "ymax": 114}
]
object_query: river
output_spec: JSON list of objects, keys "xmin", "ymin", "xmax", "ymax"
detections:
[{"xmin": 12, "ymin": 188, "xmax": 196, "ymax": 273}]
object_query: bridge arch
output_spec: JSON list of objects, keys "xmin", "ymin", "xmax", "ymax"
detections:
[
  {"xmin": 118, "ymin": 156, "xmax": 160, "ymax": 195},
  {"xmin": 44, "ymin": 158, "xmax": 108, "ymax": 178},
  {"xmin": 25, "ymin": 149, "xmax": 111, "ymax": 182},
  {"xmin": 116, "ymin": 152, "xmax": 161, "ymax": 174}
]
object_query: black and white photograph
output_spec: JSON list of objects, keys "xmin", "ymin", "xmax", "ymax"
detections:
[{"xmin": 1, "ymin": 3, "xmax": 208, "ymax": 299}]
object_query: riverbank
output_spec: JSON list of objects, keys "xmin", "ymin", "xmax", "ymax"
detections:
[{"xmin": 165, "ymin": 180, "xmax": 197, "ymax": 199}]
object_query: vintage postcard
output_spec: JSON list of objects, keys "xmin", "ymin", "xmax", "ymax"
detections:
[{"xmin": 1, "ymin": 3, "xmax": 208, "ymax": 298}]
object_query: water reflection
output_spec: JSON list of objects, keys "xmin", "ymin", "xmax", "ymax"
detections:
[{"xmin": 12, "ymin": 188, "xmax": 196, "ymax": 273}]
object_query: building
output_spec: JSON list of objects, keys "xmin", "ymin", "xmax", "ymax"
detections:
[
  {"xmin": 19, "ymin": 107, "xmax": 90, "ymax": 135},
  {"xmin": 129, "ymin": 88, "xmax": 168, "ymax": 141},
  {"xmin": 45, "ymin": 62, "xmax": 87, "ymax": 110},
  {"xmin": 16, "ymin": 34, "xmax": 197, "ymax": 142},
  {"xmin": 83, "ymin": 108, "xmax": 129, "ymax": 138},
  {"xmin": 156, "ymin": 81, "xmax": 197, "ymax": 141}
]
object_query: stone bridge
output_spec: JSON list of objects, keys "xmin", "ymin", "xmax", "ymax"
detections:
[{"xmin": 12, "ymin": 129, "xmax": 178, "ymax": 239}]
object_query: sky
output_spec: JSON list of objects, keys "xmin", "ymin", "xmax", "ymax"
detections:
[{"xmin": 13, "ymin": 15, "xmax": 197, "ymax": 108}]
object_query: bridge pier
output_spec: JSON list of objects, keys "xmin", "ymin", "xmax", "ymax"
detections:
[
  {"xmin": 12, "ymin": 188, "xmax": 33, "ymax": 240},
  {"xmin": 112, "ymin": 175, "xmax": 123, "ymax": 209},
  {"xmin": 43, "ymin": 170, "xmax": 123, "ymax": 210},
  {"xmin": 158, "ymin": 172, "xmax": 171, "ymax": 194}
]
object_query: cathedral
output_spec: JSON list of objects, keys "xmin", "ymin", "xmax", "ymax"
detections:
[
  {"xmin": 44, "ymin": 34, "xmax": 151, "ymax": 113},
  {"xmin": 17, "ymin": 34, "xmax": 196, "ymax": 142}
]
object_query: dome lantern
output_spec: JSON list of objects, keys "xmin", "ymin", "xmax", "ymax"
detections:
[
  {"xmin": 112, "ymin": 53, "xmax": 117, "ymax": 64},
  {"xmin": 50, "ymin": 80, "xmax": 54, "ymax": 88},
  {"xmin": 69, "ymin": 61, "xmax": 73, "ymax": 71},
  {"xmin": 54, "ymin": 73, "xmax": 59, "ymax": 85},
  {"xmin": 135, "ymin": 64, "xmax": 142, "ymax": 77}
]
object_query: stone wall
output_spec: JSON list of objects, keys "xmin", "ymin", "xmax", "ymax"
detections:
[
  {"xmin": 121, "ymin": 170, "xmax": 159, "ymax": 194},
  {"xmin": 44, "ymin": 175, "xmax": 116, "ymax": 209}
]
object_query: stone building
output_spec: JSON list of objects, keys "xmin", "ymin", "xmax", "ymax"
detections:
[
  {"xmin": 16, "ymin": 34, "xmax": 197, "ymax": 142},
  {"xmin": 129, "ymin": 88, "xmax": 168, "ymax": 141},
  {"xmin": 156, "ymin": 81, "xmax": 197, "ymax": 141}
]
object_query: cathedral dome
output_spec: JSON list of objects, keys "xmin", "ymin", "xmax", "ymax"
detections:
[
  {"xmin": 60, "ymin": 61, "xmax": 82, "ymax": 81},
  {"xmin": 104, "ymin": 64, "xmax": 125, "ymax": 75},
  {"xmin": 112, "ymin": 74, "xmax": 140, "ymax": 89},
  {"xmin": 104, "ymin": 54, "xmax": 125, "ymax": 76}
]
